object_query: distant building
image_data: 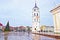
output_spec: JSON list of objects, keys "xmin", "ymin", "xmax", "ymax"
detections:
[
  {"xmin": 2, "ymin": 26, "xmax": 5, "ymax": 31},
  {"xmin": 0, "ymin": 23, "xmax": 3, "ymax": 30},
  {"xmin": 8, "ymin": 26, "xmax": 26, "ymax": 32},
  {"xmin": 19, "ymin": 26, "xmax": 26, "ymax": 31},
  {"xmin": 9, "ymin": 26, "xmax": 14, "ymax": 31},
  {"xmin": 0, "ymin": 23, "xmax": 6, "ymax": 31},
  {"xmin": 50, "ymin": 4, "xmax": 60, "ymax": 33},
  {"xmin": 40, "ymin": 25, "xmax": 54, "ymax": 32},
  {"xmin": 0, "ymin": 23, "xmax": 3, "ymax": 31}
]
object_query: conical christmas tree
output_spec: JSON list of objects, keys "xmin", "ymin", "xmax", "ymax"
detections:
[{"xmin": 4, "ymin": 21, "xmax": 10, "ymax": 32}]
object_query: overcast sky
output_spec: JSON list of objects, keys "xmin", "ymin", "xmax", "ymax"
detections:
[{"xmin": 0, "ymin": 0, "xmax": 60, "ymax": 27}]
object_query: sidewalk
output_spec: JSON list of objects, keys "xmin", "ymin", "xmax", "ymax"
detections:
[{"xmin": 32, "ymin": 32, "xmax": 60, "ymax": 39}]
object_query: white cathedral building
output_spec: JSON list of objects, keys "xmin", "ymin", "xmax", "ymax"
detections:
[{"xmin": 32, "ymin": 2, "xmax": 40, "ymax": 32}]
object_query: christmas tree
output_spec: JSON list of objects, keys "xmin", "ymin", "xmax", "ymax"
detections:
[{"xmin": 4, "ymin": 21, "xmax": 10, "ymax": 32}]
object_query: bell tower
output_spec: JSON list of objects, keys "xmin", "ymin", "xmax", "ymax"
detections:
[{"xmin": 32, "ymin": 0, "xmax": 40, "ymax": 32}]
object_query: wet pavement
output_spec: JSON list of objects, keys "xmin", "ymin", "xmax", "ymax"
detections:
[{"xmin": 0, "ymin": 32, "xmax": 58, "ymax": 40}]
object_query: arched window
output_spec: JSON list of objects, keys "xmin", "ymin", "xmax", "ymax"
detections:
[
  {"xmin": 37, "ymin": 13, "xmax": 38, "ymax": 16},
  {"xmin": 34, "ymin": 13, "xmax": 36, "ymax": 16}
]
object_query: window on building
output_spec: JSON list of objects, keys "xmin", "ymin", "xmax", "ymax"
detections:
[
  {"xmin": 37, "ymin": 13, "xmax": 38, "ymax": 16},
  {"xmin": 34, "ymin": 9, "xmax": 36, "ymax": 11},
  {"xmin": 34, "ymin": 13, "xmax": 36, "ymax": 16}
]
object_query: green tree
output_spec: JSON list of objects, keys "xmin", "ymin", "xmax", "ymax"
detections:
[
  {"xmin": 4, "ymin": 21, "xmax": 10, "ymax": 32},
  {"xmin": 27, "ymin": 26, "xmax": 31, "ymax": 32}
]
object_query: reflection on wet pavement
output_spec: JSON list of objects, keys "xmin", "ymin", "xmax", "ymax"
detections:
[
  {"xmin": 0, "ymin": 32, "xmax": 59, "ymax": 40},
  {"xmin": 32, "ymin": 34, "xmax": 40, "ymax": 40}
]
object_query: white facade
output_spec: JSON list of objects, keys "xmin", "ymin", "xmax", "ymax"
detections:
[
  {"xmin": 50, "ymin": 5, "xmax": 60, "ymax": 33},
  {"xmin": 32, "ymin": 3, "xmax": 40, "ymax": 32}
]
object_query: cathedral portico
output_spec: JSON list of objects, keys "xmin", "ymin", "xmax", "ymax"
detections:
[{"xmin": 50, "ymin": 4, "xmax": 60, "ymax": 33}]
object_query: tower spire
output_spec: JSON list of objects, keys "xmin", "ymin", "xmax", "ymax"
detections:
[
  {"xmin": 34, "ymin": 0, "xmax": 38, "ymax": 8},
  {"xmin": 35, "ymin": 0, "xmax": 37, "ymax": 7}
]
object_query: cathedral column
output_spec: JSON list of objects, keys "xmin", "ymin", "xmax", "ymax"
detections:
[{"xmin": 50, "ymin": 5, "xmax": 60, "ymax": 33}]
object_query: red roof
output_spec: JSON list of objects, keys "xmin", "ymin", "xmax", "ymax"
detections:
[
  {"xmin": 19, "ymin": 26, "xmax": 25, "ymax": 29},
  {"xmin": 0, "ymin": 23, "xmax": 3, "ymax": 26}
]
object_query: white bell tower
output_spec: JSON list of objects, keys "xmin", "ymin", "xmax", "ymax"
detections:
[{"xmin": 32, "ymin": 0, "xmax": 40, "ymax": 32}]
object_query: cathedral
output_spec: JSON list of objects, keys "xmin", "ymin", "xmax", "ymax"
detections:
[{"xmin": 32, "ymin": 1, "xmax": 40, "ymax": 32}]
